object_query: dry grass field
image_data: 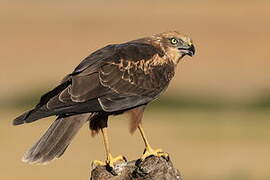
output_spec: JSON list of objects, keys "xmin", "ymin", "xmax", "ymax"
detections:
[{"xmin": 1, "ymin": 0, "xmax": 270, "ymax": 179}]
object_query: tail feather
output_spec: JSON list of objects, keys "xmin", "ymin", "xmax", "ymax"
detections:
[{"xmin": 22, "ymin": 113, "xmax": 91, "ymax": 164}]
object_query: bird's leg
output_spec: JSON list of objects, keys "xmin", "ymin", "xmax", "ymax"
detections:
[
  {"xmin": 138, "ymin": 123, "xmax": 169, "ymax": 161},
  {"xmin": 92, "ymin": 127, "xmax": 127, "ymax": 171}
]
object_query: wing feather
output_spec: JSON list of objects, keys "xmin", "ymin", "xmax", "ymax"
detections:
[
  {"xmin": 14, "ymin": 40, "xmax": 173, "ymax": 125},
  {"xmin": 70, "ymin": 41, "xmax": 174, "ymax": 113},
  {"xmin": 33, "ymin": 42, "xmax": 174, "ymax": 116}
]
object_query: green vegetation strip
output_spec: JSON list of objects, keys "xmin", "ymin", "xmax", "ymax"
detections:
[{"xmin": 1, "ymin": 88, "xmax": 270, "ymax": 111}]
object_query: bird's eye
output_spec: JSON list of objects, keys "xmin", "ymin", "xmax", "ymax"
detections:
[{"xmin": 170, "ymin": 38, "xmax": 178, "ymax": 45}]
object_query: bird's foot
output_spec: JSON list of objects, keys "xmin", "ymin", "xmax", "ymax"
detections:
[
  {"xmin": 92, "ymin": 154, "xmax": 127, "ymax": 175},
  {"xmin": 140, "ymin": 147, "xmax": 169, "ymax": 162}
]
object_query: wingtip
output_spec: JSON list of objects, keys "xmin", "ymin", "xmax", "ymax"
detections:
[
  {"xmin": 12, "ymin": 119, "xmax": 24, "ymax": 126},
  {"xmin": 12, "ymin": 110, "xmax": 33, "ymax": 126}
]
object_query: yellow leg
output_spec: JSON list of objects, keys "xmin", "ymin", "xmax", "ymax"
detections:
[
  {"xmin": 138, "ymin": 124, "xmax": 168, "ymax": 161},
  {"xmin": 92, "ymin": 127, "xmax": 126, "ymax": 168}
]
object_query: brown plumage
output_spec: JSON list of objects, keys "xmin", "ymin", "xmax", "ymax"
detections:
[{"xmin": 13, "ymin": 31, "xmax": 195, "ymax": 164}]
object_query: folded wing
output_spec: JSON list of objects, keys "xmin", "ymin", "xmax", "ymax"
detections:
[{"xmin": 13, "ymin": 41, "xmax": 174, "ymax": 125}]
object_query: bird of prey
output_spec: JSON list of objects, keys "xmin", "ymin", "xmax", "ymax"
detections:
[{"xmin": 13, "ymin": 31, "xmax": 195, "ymax": 171}]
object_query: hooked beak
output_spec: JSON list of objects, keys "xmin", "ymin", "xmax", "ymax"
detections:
[
  {"xmin": 178, "ymin": 44, "xmax": 196, "ymax": 57},
  {"xmin": 188, "ymin": 44, "xmax": 195, "ymax": 56}
]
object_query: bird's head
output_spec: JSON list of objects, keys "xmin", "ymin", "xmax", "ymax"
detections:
[{"xmin": 153, "ymin": 31, "xmax": 195, "ymax": 64}]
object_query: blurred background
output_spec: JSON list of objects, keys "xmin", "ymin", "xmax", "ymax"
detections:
[{"xmin": 1, "ymin": 0, "xmax": 270, "ymax": 179}]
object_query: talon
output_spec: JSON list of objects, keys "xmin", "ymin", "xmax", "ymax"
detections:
[
  {"xmin": 140, "ymin": 147, "xmax": 169, "ymax": 161},
  {"xmin": 106, "ymin": 164, "xmax": 116, "ymax": 176},
  {"xmin": 92, "ymin": 154, "xmax": 127, "ymax": 174}
]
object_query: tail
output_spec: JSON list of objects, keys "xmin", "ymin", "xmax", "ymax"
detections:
[{"xmin": 22, "ymin": 113, "xmax": 91, "ymax": 164}]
